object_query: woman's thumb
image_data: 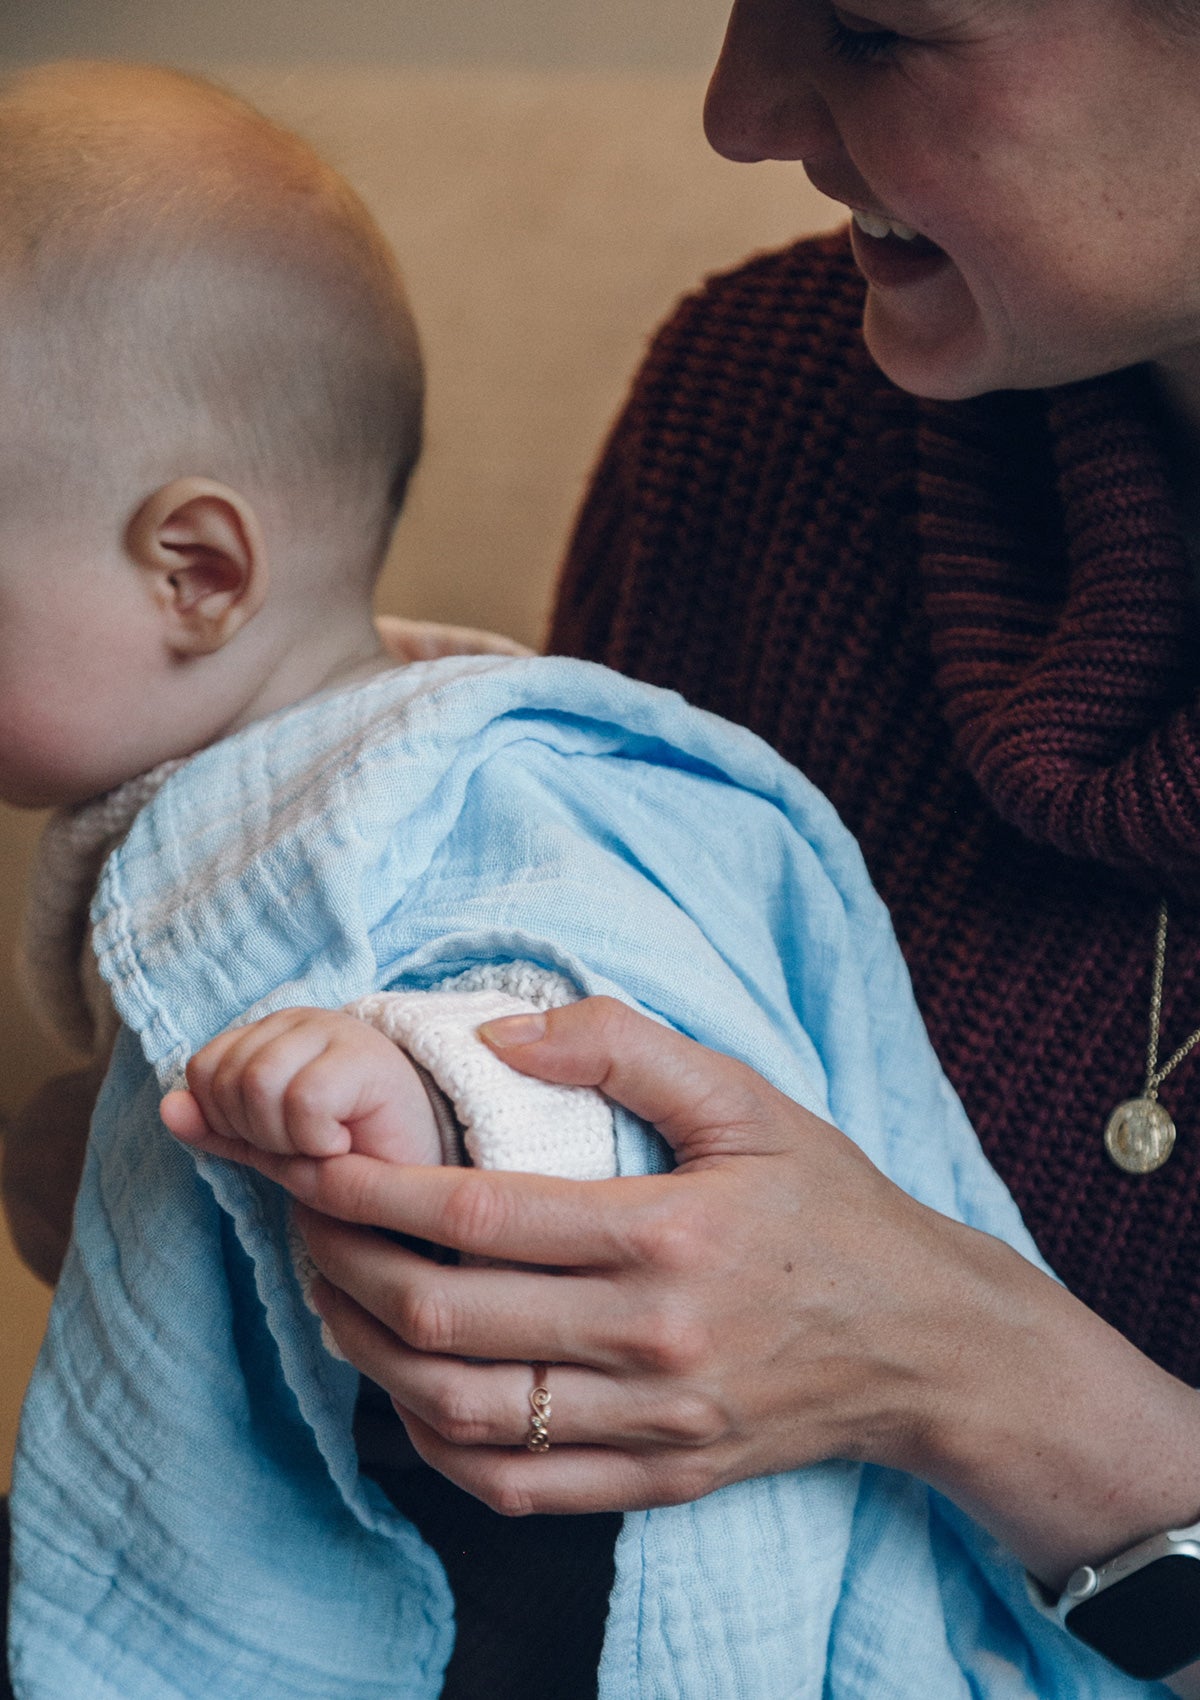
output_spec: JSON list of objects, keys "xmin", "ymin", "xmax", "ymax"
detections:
[{"xmin": 478, "ymin": 996, "xmax": 794, "ymax": 1161}]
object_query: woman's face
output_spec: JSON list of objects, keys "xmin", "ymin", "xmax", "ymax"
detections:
[{"xmin": 705, "ymin": 0, "xmax": 1200, "ymax": 399}]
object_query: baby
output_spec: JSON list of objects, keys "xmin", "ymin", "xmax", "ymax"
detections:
[
  {"xmin": 5, "ymin": 59, "xmax": 1132, "ymax": 1700},
  {"xmin": 0, "ymin": 61, "xmax": 470, "ymax": 1179}
]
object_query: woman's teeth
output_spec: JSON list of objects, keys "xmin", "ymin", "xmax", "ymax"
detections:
[{"xmin": 851, "ymin": 209, "xmax": 919, "ymax": 242}]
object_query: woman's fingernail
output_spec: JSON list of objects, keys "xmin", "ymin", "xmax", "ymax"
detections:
[{"xmin": 478, "ymin": 1012, "xmax": 547, "ymax": 1048}]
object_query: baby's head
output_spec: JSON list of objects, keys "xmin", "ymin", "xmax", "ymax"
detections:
[{"xmin": 0, "ymin": 60, "xmax": 423, "ymax": 807}]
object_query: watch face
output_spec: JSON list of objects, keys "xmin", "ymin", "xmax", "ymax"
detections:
[{"xmin": 1065, "ymin": 1554, "xmax": 1200, "ymax": 1680}]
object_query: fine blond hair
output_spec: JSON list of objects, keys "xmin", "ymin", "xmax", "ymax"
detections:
[{"xmin": 0, "ymin": 61, "xmax": 423, "ymax": 576}]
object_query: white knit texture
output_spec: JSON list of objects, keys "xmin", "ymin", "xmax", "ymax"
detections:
[{"xmin": 348, "ymin": 974, "xmax": 616, "ymax": 1181}]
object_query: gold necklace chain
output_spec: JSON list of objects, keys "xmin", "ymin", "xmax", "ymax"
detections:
[
  {"xmin": 1145, "ymin": 901, "xmax": 1200, "ymax": 1094},
  {"xmin": 1105, "ymin": 901, "xmax": 1200, "ymax": 1174}
]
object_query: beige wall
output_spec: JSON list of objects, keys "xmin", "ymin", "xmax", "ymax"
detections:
[
  {"xmin": 0, "ymin": 0, "xmax": 733, "ymax": 71},
  {"xmin": 0, "ymin": 61, "xmax": 841, "ymax": 1489}
]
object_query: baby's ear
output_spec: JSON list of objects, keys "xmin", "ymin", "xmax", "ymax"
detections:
[{"xmin": 126, "ymin": 478, "xmax": 268, "ymax": 656}]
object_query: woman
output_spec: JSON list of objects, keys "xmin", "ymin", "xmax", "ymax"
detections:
[
  {"xmin": 9, "ymin": 0, "xmax": 1200, "ymax": 1692},
  {"xmin": 271, "ymin": 2, "xmax": 1200, "ymax": 1691}
]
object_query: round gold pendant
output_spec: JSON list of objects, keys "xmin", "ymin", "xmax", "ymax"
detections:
[{"xmin": 1104, "ymin": 1098, "xmax": 1176, "ymax": 1174}]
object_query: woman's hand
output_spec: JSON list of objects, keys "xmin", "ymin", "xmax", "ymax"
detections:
[{"xmin": 197, "ymin": 998, "xmax": 1200, "ymax": 1590}]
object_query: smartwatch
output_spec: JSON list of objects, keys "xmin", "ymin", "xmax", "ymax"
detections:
[{"xmin": 1043, "ymin": 1519, "xmax": 1200, "ymax": 1684}]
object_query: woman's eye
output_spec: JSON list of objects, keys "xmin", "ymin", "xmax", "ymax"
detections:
[{"xmin": 825, "ymin": 11, "xmax": 904, "ymax": 64}]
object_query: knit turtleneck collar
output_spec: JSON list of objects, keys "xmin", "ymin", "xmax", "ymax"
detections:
[{"xmin": 916, "ymin": 365, "xmax": 1200, "ymax": 890}]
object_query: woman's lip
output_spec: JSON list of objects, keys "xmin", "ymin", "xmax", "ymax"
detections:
[{"xmin": 848, "ymin": 217, "xmax": 952, "ymax": 290}]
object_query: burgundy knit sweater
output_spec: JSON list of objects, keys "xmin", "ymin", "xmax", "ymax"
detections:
[{"xmin": 551, "ymin": 231, "xmax": 1200, "ymax": 1386}]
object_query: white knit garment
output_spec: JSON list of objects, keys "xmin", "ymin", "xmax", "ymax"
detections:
[{"xmin": 350, "ymin": 965, "xmax": 616, "ymax": 1181}]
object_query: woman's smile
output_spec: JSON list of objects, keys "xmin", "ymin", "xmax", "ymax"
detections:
[
  {"xmin": 847, "ymin": 209, "xmax": 950, "ymax": 289},
  {"xmin": 848, "ymin": 209, "xmax": 921, "ymax": 242},
  {"xmin": 706, "ymin": 0, "xmax": 1200, "ymax": 404}
]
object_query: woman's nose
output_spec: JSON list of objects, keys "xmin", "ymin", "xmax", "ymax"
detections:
[{"xmin": 704, "ymin": 0, "xmax": 839, "ymax": 163}]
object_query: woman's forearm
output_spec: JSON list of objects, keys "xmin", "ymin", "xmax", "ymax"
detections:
[{"xmin": 898, "ymin": 1215, "xmax": 1200, "ymax": 1590}]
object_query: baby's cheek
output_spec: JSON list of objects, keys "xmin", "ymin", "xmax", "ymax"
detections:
[
  {"xmin": 0, "ymin": 651, "xmax": 174, "ymax": 807},
  {"xmin": 0, "ymin": 680, "xmax": 90, "ymax": 807}
]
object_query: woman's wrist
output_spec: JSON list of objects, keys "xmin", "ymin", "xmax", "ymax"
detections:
[{"xmin": 898, "ymin": 1218, "xmax": 1200, "ymax": 1590}]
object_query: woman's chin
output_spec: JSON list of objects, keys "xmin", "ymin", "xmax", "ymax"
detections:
[{"xmin": 860, "ymin": 268, "xmax": 997, "ymax": 402}]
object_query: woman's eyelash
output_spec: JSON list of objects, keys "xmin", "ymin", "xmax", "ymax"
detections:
[{"xmin": 824, "ymin": 16, "xmax": 904, "ymax": 64}]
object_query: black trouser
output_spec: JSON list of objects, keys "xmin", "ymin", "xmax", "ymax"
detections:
[{"xmin": 373, "ymin": 1465, "xmax": 619, "ymax": 1700}]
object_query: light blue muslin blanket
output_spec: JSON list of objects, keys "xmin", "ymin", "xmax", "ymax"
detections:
[{"xmin": 9, "ymin": 656, "xmax": 1162, "ymax": 1699}]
